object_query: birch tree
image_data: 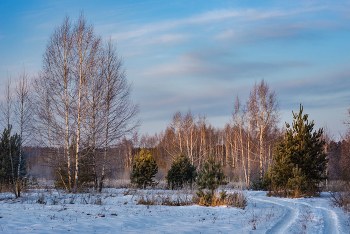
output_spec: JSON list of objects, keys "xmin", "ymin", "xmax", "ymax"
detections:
[
  {"xmin": 71, "ymin": 14, "xmax": 101, "ymax": 191},
  {"xmin": 183, "ymin": 110, "xmax": 197, "ymax": 164},
  {"xmin": 14, "ymin": 69, "xmax": 32, "ymax": 197},
  {"xmin": 37, "ymin": 16, "xmax": 74, "ymax": 191},
  {"xmin": 98, "ymin": 39, "xmax": 139, "ymax": 192},
  {"xmin": 232, "ymin": 97, "xmax": 249, "ymax": 184},
  {"xmin": 249, "ymin": 80, "xmax": 279, "ymax": 177}
]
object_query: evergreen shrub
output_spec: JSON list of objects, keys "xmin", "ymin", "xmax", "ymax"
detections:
[
  {"xmin": 196, "ymin": 152, "xmax": 227, "ymax": 206},
  {"xmin": 165, "ymin": 153, "xmax": 196, "ymax": 189},
  {"xmin": 130, "ymin": 149, "xmax": 158, "ymax": 188}
]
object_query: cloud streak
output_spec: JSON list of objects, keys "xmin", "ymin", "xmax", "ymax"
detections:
[
  {"xmin": 143, "ymin": 49, "xmax": 310, "ymax": 81},
  {"xmin": 142, "ymin": 33, "xmax": 189, "ymax": 45},
  {"xmin": 111, "ymin": 5, "xmax": 339, "ymax": 42}
]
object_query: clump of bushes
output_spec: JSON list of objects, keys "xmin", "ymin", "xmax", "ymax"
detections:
[
  {"xmin": 133, "ymin": 150, "xmax": 247, "ymax": 209},
  {"xmin": 250, "ymin": 175, "xmax": 267, "ymax": 191},
  {"xmin": 225, "ymin": 190, "xmax": 247, "ymax": 209},
  {"xmin": 136, "ymin": 195, "xmax": 157, "ymax": 206},
  {"xmin": 134, "ymin": 187, "xmax": 247, "ymax": 209},
  {"xmin": 329, "ymin": 181, "xmax": 350, "ymax": 212},
  {"xmin": 191, "ymin": 189, "xmax": 246, "ymax": 209}
]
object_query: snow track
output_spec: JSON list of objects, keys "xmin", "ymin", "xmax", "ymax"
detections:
[
  {"xmin": 250, "ymin": 192, "xmax": 343, "ymax": 234},
  {"xmin": 292, "ymin": 200, "xmax": 341, "ymax": 234},
  {"xmin": 250, "ymin": 196, "xmax": 298, "ymax": 234},
  {"xmin": 320, "ymin": 207, "xmax": 339, "ymax": 234}
]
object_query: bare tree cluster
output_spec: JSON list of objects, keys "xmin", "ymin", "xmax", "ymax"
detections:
[
  {"xmin": 127, "ymin": 81, "xmax": 281, "ymax": 185},
  {"xmin": 324, "ymin": 108, "xmax": 350, "ymax": 182},
  {"xmin": 229, "ymin": 80, "xmax": 280, "ymax": 183},
  {"xmin": 32, "ymin": 15, "xmax": 139, "ymax": 192}
]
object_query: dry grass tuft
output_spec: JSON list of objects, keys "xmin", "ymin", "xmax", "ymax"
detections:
[
  {"xmin": 225, "ymin": 191, "xmax": 247, "ymax": 209},
  {"xmin": 267, "ymin": 186, "xmax": 319, "ymax": 199},
  {"xmin": 194, "ymin": 189, "xmax": 247, "ymax": 209},
  {"xmin": 136, "ymin": 195, "xmax": 157, "ymax": 205},
  {"xmin": 136, "ymin": 188, "xmax": 195, "ymax": 206}
]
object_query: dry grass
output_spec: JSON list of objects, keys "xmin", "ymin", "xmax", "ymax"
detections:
[
  {"xmin": 135, "ymin": 188, "xmax": 195, "ymax": 206},
  {"xmin": 192, "ymin": 189, "xmax": 247, "ymax": 209},
  {"xmin": 225, "ymin": 190, "xmax": 247, "ymax": 209},
  {"xmin": 267, "ymin": 186, "xmax": 320, "ymax": 199},
  {"xmin": 134, "ymin": 187, "xmax": 247, "ymax": 209}
]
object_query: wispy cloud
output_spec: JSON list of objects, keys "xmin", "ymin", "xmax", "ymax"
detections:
[
  {"xmin": 111, "ymin": 5, "xmax": 335, "ymax": 42},
  {"xmin": 142, "ymin": 33, "xmax": 188, "ymax": 45},
  {"xmin": 216, "ymin": 19, "xmax": 344, "ymax": 43},
  {"xmin": 143, "ymin": 49, "xmax": 310, "ymax": 80},
  {"xmin": 216, "ymin": 22, "xmax": 310, "ymax": 41},
  {"xmin": 275, "ymin": 66, "xmax": 350, "ymax": 109},
  {"xmin": 110, "ymin": 9, "xmax": 265, "ymax": 41}
]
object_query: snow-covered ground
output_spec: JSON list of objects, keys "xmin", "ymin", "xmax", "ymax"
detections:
[{"xmin": 0, "ymin": 189, "xmax": 349, "ymax": 233}]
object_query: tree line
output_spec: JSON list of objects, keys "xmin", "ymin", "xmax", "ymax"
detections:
[
  {"xmin": 128, "ymin": 80, "xmax": 281, "ymax": 184},
  {"xmin": 129, "ymin": 104, "xmax": 330, "ymax": 198}
]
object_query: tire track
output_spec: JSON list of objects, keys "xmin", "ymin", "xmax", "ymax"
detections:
[
  {"xmin": 320, "ymin": 207, "xmax": 339, "ymax": 234},
  {"xmin": 297, "ymin": 201, "xmax": 341, "ymax": 234},
  {"xmin": 250, "ymin": 196, "xmax": 298, "ymax": 234},
  {"xmin": 250, "ymin": 192, "xmax": 342, "ymax": 234}
]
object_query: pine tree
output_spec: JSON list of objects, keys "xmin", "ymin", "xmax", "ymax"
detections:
[
  {"xmin": 165, "ymin": 153, "xmax": 196, "ymax": 189},
  {"xmin": 130, "ymin": 149, "xmax": 158, "ymax": 188},
  {"xmin": 196, "ymin": 151, "xmax": 227, "ymax": 204},
  {"xmin": 266, "ymin": 104, "xmax": 327, "ymax": 197},
  {"xmin": 0, "ymin": 126, "xmax": 26, "ymax": 195}
]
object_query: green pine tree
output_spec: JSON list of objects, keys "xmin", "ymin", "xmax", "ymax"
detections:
[
  {"xmin": 130, "ymin": 149, "xmax": 158, "ymax": 188},
  {"xmin": 0, "ymin": 126, "xmax": 26, "ymax": 194},
  {"xmin": 266, "ymin": 104, "xmax": 327, "ymax": 197},
  {"xmin": 165, "ymin": 153, "xmax": 197, "ymax": 189},
  {"xmin": 196, "ymin": 151, "xmax": 227, "ymax": 204}
]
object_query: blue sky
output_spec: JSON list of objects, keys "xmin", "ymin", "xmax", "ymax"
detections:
[{"xmin": 0, "ymin": 0, "xmax": 349, "ymax": 139}]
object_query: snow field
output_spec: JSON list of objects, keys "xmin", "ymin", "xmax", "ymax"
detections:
[{"xmin": 0, "ymin": 189, "xmax": 349, "ymax": 233}]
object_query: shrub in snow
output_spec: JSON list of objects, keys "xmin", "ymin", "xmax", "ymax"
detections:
[
  {"xmin": 130, "ymin": 149, "xmax": 158, "ymax": 188},
  {"xmin": 135, "ymin": 189, "xmax": 194, "ymax": 206},
  {"xmin": 165, "ymin": 153, "xmax": 196, "ymax": 189},
  {"xmin": 224, "ymin": 191, "xmax": 247, "ymax": 209},
  {"xmin": 192, "ymin": 189, "xmax": 247, "ymax": 209},
  {"xmin": 250, "ymin": 176, "xmax": 265, "ymax": 191},
  {"xmin": 196, "ymin": 152, "xmax": 227, "ymax": 206}
]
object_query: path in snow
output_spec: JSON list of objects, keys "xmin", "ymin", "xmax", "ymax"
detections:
[
  {"xmin": 320, "ymin": 207, "xmax": 339, "ymax": 234},
  {"xmin": 251, "ymin": 197, "xmax": 298, "ymax": 234},
  {"xmin": 249, "ymin": 191, "xmax": 342, "ymax": 234}
]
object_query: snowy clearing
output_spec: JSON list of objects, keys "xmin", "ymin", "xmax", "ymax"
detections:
[{"xmin": 0, "ymin": 189, "xmax": 349, "ymax": 234}]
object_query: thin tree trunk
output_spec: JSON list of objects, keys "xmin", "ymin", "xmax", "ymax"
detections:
[
  {"xmin": 4, "ymin": 78, "xmax": 17, "ymax": 197},
  {"xmin": 100, "ymin": 97, "xmax": 109, "ymax": 193}
]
